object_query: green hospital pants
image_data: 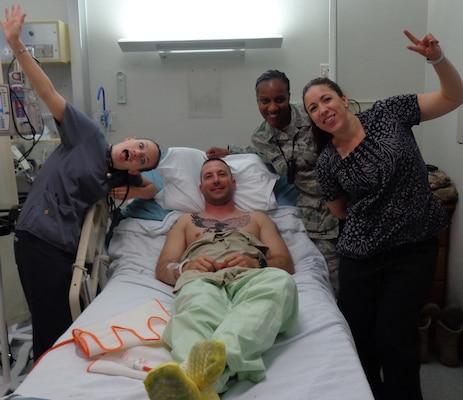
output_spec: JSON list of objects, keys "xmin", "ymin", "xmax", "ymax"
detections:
[{"xmin": 162, "ymin": 267, "xmax": 299, "ymax": 392}]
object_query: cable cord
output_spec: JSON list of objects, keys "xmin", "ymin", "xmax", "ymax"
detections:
[
  {"xmin": 7, "ymin": 55, "xmax": 44, "ymax": 161},
  {"xmin": 106, "ymin": 180, "xmax": 130, "ymax": 214}
]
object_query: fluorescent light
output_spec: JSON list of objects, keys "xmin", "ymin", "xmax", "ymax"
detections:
[
  {"xmin": 159, "ymin": 49, "xmax": 245, "ymax": 60},
  {"xmin": 117, "ymin": 35, "xmax": 282, "ymax": 59}
]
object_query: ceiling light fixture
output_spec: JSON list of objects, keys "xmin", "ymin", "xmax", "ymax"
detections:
[{"xmin": 117, "ymin": 35, "xmax": 283, "ymax": 60}]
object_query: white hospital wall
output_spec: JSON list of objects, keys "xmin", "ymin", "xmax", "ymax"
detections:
[{"xmin": 81, "ymin": 0, "xmax": 331, "ymax": 150}]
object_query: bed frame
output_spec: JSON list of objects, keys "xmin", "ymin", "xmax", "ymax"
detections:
[{"xmin": 69, "ymin": 199, "xmax": 110, "ymax": 321}]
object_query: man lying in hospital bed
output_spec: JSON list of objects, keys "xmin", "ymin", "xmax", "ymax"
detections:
[{"xmin": 144, "ymin": 158, "xmax": 298, "ymax": 399}]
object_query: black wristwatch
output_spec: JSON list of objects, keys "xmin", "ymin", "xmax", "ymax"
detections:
[{"xmin": 258, "ymin": 256, "xmax": 268, "ymax": 268}]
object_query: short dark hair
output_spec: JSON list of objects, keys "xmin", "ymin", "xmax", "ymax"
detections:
[
  {"xmin": 302, "ymin": 77, "xmax": 345, "ymax": 155},
  {"xmin": 200, "ymin": 158, "xmax": 233, "ymax": 181},
  {"xmin": 255, "ymin": 69, "xmax": 290, "ymax": 93}
]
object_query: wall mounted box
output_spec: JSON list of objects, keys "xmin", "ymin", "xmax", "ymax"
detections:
[{"xmin": 0, "ymin": 20, "xmax": 70, "ymax": 64}]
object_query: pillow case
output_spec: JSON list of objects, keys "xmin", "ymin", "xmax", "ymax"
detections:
[
  {"xmin": 120, "ymin": 160, "xmax": 171, "ymax": 221},
  {"xmin": 155, "ymin": 147, "xmax": 278, "ymax": 213},
  {"xmin": 273, "ymin": 174, "xmax": 299, "ymax": 206}
]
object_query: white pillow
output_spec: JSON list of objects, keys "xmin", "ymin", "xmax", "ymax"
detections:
[{"xmin": 155, "ymin": 147, "xmax": 278, "ymax": 213}]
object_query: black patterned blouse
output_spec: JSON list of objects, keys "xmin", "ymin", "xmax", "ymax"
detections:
[{"xmin": 317, "ymin": 94, "xmax": 448, "ymax": 259}]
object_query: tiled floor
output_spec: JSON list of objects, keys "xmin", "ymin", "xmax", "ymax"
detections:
[
  {"xmin": 420, "ymin": 317, "xmax": 463, "ymax": 400},
  {"xmin": 421, "ymin": 356, "xmax": 463, "ymax": 400}
]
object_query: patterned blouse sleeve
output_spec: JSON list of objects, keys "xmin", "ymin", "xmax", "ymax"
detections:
[
  {"xmin": 371, "ymin": 94, "xmax": 421, "ymax": 128},
  {"xmin": 316, "ymin": 149, "xmax": 344, "ymax": 202}
]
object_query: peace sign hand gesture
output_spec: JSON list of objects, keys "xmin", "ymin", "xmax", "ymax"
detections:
[{"xmin": 403, "ymin": 29, "xmax": 442, "ymax": 63}]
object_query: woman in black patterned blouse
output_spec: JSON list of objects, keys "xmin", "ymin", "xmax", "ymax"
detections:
[{"xmin": 302, "ymin": 30, "xmax": 463, "ymax": 400}]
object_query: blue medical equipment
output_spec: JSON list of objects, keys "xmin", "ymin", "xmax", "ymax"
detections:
[{"xmin": 97, "ymin": 86, "xmax": 109, "ymax": 129}]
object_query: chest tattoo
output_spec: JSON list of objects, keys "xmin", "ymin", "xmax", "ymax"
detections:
[{"xmin": 191, "ymin": 214, "xmax": 251, "ymax": 234}]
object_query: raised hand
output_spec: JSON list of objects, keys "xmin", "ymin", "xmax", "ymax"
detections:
[
  {"xmin": 0, "ymin": 5, "xmax": 26, "ymax": 48},
  {"xmin": 403, "ymin": 29, "xmax": 442, "ymax": 62}
]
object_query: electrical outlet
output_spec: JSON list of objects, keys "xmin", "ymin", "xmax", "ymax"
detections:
[{"xmin": 320, "ymin": 64, "xmax": 329, "ymax": 78}]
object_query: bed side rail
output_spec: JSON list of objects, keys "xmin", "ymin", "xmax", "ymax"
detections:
[{"xmin": 69, "ymin": 199, "xmax": 110, "ymax": 321}]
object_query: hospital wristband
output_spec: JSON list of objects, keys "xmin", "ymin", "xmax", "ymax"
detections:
[
  {"xmin": 176, "ymin": 259, "xmax": 191, "ymax": 275},
  {"xmin": 14, "ymin": 48, "xmax": 28, "ymax": 56},
  {"xmin": 426, "ymin": 51, "xmax": 445, "ymax": 65}
]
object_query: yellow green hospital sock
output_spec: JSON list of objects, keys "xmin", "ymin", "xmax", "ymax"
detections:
[
  {"xmin": 185, "ymin": 339, "xmax": 226, "ymax": 390},
  {"xmin": 143, "ymin": 340, "xmax": 226, "ymax": 400},
  {"xmin": 144, "ymin": 362, "xmax": 202, "ymax": 400}
]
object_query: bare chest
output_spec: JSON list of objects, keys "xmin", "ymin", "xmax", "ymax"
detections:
[{"xmin": 186, "ymin": 214, "xmax": 259, "ymax": 243}]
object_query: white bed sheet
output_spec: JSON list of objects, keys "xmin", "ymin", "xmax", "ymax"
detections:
[{"xmin": 6, "ymin": 207, "xmax": 373, "ymax": 400}]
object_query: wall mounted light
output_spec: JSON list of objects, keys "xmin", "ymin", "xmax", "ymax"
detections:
[{"xmin": 117, "ymin": 35, "xmax": 283, "ymax": 60}]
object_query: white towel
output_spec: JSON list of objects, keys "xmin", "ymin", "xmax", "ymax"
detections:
[
  {"xmin": 87, "ymin": 344, "xmax": 172, "ymax": 380},
  {"xmin": 72, "ymin": 299, "xmax": 170, "ymax": 358}
]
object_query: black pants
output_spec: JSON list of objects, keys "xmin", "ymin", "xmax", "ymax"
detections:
[
  {"xmin": 14, "ymin": 230, "xmax": 74, "ymax": 360},
  {"xmin": 337, "ymin": 237, "xmax": 438, "ymax": 400}
]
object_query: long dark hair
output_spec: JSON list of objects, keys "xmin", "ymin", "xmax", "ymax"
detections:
[{"xmin": 302, "ymin": 77, "xmax": 345, "ymax": 155}]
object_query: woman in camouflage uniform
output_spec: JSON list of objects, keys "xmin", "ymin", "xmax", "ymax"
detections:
[{"xmin": 206, "ymin": 70, "xmax": 339, "ymax": 295}]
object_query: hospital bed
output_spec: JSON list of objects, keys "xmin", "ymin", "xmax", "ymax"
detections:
[{"xmin": 3, "ymin": 148, "xmax": 374, "ymax": 400}]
